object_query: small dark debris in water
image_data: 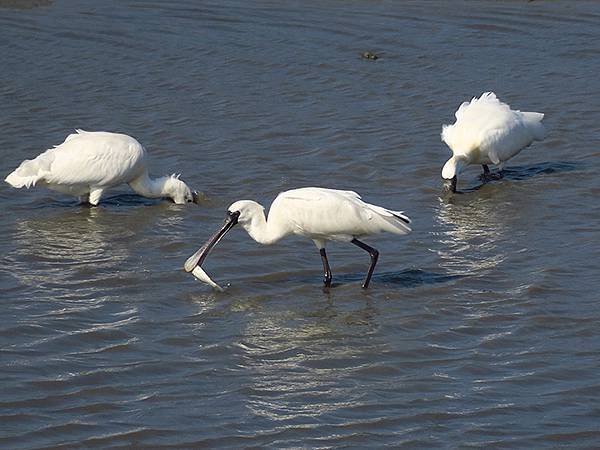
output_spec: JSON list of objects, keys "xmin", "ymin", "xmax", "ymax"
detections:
[{"xmin": 361, "ymin": 52, "xmax": 379, "ymax": 60}]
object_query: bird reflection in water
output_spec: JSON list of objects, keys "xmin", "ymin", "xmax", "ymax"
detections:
[
  {"xmin": 10, "ymin": 205, "xmax": 161, "ymax": 293},
  {"xmin": 200, "ymin": 292, "xmax": 383, "ymax": 423},
  {"xmin": 434, "ymin": 192, "xmax": 511, "ymax": 278}
]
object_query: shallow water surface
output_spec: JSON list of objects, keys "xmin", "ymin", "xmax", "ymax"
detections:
[{"xmin": 1, "ymin": 0, "xmax": 600, "ymax": 448}]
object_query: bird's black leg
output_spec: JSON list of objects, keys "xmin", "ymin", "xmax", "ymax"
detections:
[
  {"xmin": 319, "ymin": 248, "xmax": 332, "ymax": 288},
  {"xmin": 482, "ymin": 164, "xmax": 503, "ymax": 180},
  {"xmin": 351, "ymin": 239, "xmax": 379, "ymax": 289}
]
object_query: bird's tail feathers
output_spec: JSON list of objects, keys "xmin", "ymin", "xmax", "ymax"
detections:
[
  {"xmin": 4, "ymin": 152, "xmax": 54, "ymax": 188},
  {"xmin": 5, "ymin": 162, "xmax": 43, "ymax": 188},
  {"xmin": 521, "ymin": 111, "xmax": 546, "ymax": 140},
  {"xmin": 367, "ymin": 203, "xmax": 412, "ymax": 234}
]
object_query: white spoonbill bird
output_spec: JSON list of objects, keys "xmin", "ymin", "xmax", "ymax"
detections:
[
  {"xmin": 5, "ymin": 129, "xmax": 199, "ymax": 205},
  {"xmin": 184, "ymin": 187, "xmax": 412, "ymax": 289},
  {"xmin": 441, "ymin": 92, "xmax": 546, "ymax": 192}
]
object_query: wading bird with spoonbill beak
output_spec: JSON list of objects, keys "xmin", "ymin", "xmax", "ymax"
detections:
[
  {"xmin": 441, "ymin": 92, "xmax": 546, "ymax": 192},
  {"xmin": 184, "ymin": 187, "xmax": 411, "ymax": 289},
  {"xmin": 5, "ymin": 129, "xmax": 199, "ymax": 205}
]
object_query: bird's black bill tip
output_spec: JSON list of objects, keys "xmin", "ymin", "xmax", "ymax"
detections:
[
  {"xmin": 442, "ymin": 176, "xmax": 457, "ymax": 194},
  {"xmin": 191, "ymin": 191, "xmax": 201, "ymax": 204}
]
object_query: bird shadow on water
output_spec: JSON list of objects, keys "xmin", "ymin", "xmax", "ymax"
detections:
[
  {"xmin": 30, "ymin": 193, "xmax": 167, "ymax": 209},
  {"xmin": 30, "ymin": 191, "xmax": 213, "ymax": 210},
  {"xmin": 501, "ymin": 160, "xmax": 580, "ymax": 180},
  {"xmin": 272, "ymin": 269, "xmax": 464, "ymax": 290},
  {"xmin": 454, "ymin": 160, "xmax": 581, "ymax": 194},
  {"xmin": 97, "ymin": 193, "xmax": 162, "ymax": 207},
  {"xmin": 335, "ymin": 269, "xmax": 464, "ymax": 289}
]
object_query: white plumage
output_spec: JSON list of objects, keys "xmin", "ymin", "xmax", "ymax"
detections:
[
  {"xmin": 441, "ymin": 92, "xmax": 546, "ymax": 190},
  {"xmin": 184, "ymin": 187, "xmax": 411, "ymax": 289},
  {"xmin": 5, "ymin": 130, "xmax": 198, "ymax": 205},
  {"xmin": 239, "ymin": 187, "xmax": 411, "ymax": 244}
]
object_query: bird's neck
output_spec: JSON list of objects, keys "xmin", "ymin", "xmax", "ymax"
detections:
[
  {"xmin": 242, "ymin": 209, "xmax": 289, "ymax": 245},
  {"xmin": 128, "ymin": 173, "xmax": 171, "ymax": 199}
]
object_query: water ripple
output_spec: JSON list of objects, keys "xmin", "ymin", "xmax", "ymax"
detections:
[{"xmin": 1, "ymin": 0, "xmax": 600, "ymax": 448}]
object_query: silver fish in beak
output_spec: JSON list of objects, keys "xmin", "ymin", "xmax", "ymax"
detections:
[
  {"xmin": 191, "ymin": 266, "xmax": 224, "ymax": 291},
  {"xmin": 184, "ymin": 211, "xmax": 240, "ymax": 289}
]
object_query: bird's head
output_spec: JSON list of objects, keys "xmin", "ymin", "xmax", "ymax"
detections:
[
  {"xmin": 227, "ymin": 200, "xmax": 264, "ymax": 227},
  {"xmin": 164, "ymin": 174, "xmax": 200, "ymax": 204},
  {"xmin": 441, "ymin": 156, "xmax": 466, "ymax": 193},
  {"xmin": 183, "ymin": 200, "xmax": 266, "ymax": 275}
]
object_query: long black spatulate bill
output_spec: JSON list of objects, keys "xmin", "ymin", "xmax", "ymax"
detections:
[{"xmin": 184, "ymin": 211, "xmax": 240, "ymax": 272}]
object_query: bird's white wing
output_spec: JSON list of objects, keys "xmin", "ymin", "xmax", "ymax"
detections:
[
  {"xmin": 441, "ymin": 97, "xmax": 501, "ymax": 156},
  {"xmin": 454, "ymin": 101, "xmax": 472, "ymax": 121},
  {"xmin": 451, "ymin": 92, "xmax": 512, "ymax": 137},
  {"xmin": 274, "ymin": 188, "xmax": 410, "ymax": 239},
  {"xmin": 443, "ymin": 92, "xmax": 545, "ymax": 163},
  {"xmin": 278, "ymin": 187, "xmax": 362, "ymax": 202},
  {"xmin": 44, "ymin": 131, "xmax": 145, "ymax": 187},
  {"xmin": 479, "ymin": 110, "xmax": 545, "ymax": 163}
]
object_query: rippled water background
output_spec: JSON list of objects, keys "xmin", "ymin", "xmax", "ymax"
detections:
[{"xmin": 1, "ymin": 0, "xmax": 600, "ymax": 448}]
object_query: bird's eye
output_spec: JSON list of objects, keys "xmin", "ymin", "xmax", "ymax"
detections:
[{"xmin": 227, "ymin": 210, "xmax": 241, "ymax": 220}]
